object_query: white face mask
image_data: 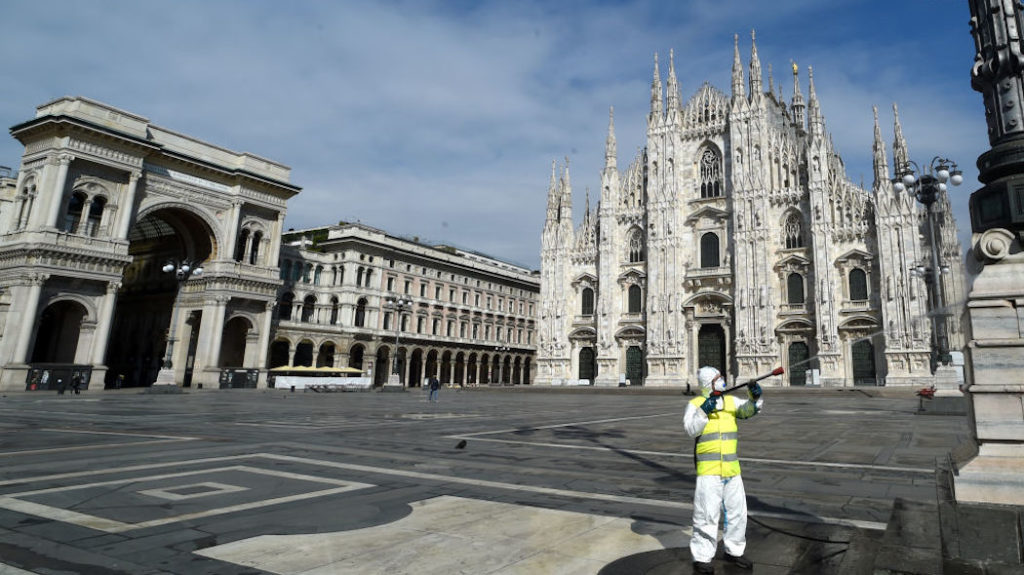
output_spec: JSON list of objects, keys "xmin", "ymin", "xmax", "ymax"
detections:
[{"xmin": 712, "ymin": 374, "xmax": 726, "ymax": 393}]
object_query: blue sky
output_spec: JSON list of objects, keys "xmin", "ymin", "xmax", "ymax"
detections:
[{"xmin": 1, "ymin": 0, "xmax": 986, "ymax": 269}]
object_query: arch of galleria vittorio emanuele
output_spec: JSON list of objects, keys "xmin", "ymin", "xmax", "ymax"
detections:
[{"xmin": 0, "ymin": 97, "xmax": 296, "ymax": 391}]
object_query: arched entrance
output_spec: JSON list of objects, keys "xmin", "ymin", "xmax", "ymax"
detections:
[
  {"xmin": 316, "ymin": 343, "xmax": 336, "ymax": 368},
  {"xmin": 31, "ymin": 300, "xmax": 88, "ymax": 363},
  {"xmin": 788, "ymin": 341, "xmax": 809, "ymax": 386},
  {"xmin": 220, "ymin": 316, "xmax": 252, "ymax": 367},
  {"xmin": 409, "ymin": 349, "xmax": 423, "ymax": 387},
  {"xmin": 294, "ymin": 340, "xmax": 314, "ymax": 367},
  {"xmin": 348, "ymin": 344, "xmax": 365, "ymax": 370},
  {"xmin": 269, "ymin": 340, "xmax": 289, "ymax": 368},
  {"xmin": 852, "ymin": 340, "xmax": 877, "ymax": 386},
  {"xmin": 578, "ymin": 347, "xmax": 596, "ymax": 383},
  {"xmin": 374, "ymin": 348, "xmax": 390, "ymax": 386},
  {"xmin": 626, "ymin": 346, "xmax": 644, "ymax": 385},
  {"xmin": 697, "ymin": 324, "xmax": 726, "ymax": 374},
  {"xmin": 105, "ymin": 207, "xmax": 214, "ymax": 387},
  {"xmin": 441, "ymin": 351, "xmax": 452, "ymax": 384}
]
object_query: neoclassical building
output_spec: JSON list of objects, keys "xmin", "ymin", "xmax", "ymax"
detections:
[
  {"xmin": 271, "ymin": 224, "xmax": 539, "ymax": 387},
  {"xmin": 0, "ymin": 97, "xmax": 296, "ymax": 391},
  {"xmin": 537, "ymin": 34, "xmax": 967, "ymax": 388}
]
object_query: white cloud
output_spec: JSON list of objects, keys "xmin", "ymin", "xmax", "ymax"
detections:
[{"xmin": 0, "ymin": 0, "xmax": 988, "ymax": 267}]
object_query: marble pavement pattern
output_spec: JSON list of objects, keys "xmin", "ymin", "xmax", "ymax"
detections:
[{"xmin": 197, "ymin": 495, "xmax": 689, "ymax": 575}]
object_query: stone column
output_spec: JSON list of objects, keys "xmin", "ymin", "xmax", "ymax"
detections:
[
  {"xmin": 225, "ymin": 200, "xmax": 242, "ymax": 262},
  {"xmin": 12, "ymin": 274, "xmax": 47, "ymax": 364},
  {"xmin": 115, "ymin": 171, "xmax": 141, "ymax": 239},
  {"xmin": 256, "ymin": 302, "xmax": 274, "ymax": 371},
  {"xmin": 44, "ymin": 154, "xmax": 73, "ymax": 230},
  {"xmin": 204, "ymin": 297, "xmax": 229, "ymax": 369},
  {"xmin": 77, "ymin": 197, "xmax": 92, "ymax": 234},
  {"xmin": 268, "ymin": 212, "xmax": 285, "ymax": 267},
  {"xmin": 90, "ymin": 282, "xmax": 120, "ymax": 365},
  {"xmin": 8, "ymin": 170, "xmax": 26, "ymax": 231}
]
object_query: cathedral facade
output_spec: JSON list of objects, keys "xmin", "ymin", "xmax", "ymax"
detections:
[{"xmin": 537, "ymin": 34, "xmax": 967, "ymax": 388}]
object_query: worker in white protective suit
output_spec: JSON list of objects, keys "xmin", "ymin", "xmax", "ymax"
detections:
[{"xmin": 683, "ymin": 366, "xmax": 763, "ymax": 574}]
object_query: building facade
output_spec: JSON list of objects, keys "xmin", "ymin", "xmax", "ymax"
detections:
[
  {"xmin": 272, "ymin": 224, "xmax": 539, "ymax": 386},
  {"xmin": 0, "ymin": 97, "xmax": 297, "ymax": 391},
  {"xmin": 537, "ymin": 35, "xmax": 967, "ymax": 388}
]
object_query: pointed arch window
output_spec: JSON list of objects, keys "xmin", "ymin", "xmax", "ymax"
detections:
[
  {"xmin": 354, "ymin": 298, "xmax": 367, "ymax": 327},
  {"xmin": 86, "ymin": 196, "xmax": 105, "ymax": 237},
  {"xmin": 279, "ymin": 292, "xmax": 295, "ymax": 321},
  {"xmin": 787, "ymin": 273, "xmax": 805, "ymax": 304},
  {"xmin": 700, "ymin": 232, "xmax": 720, "ymax": 268},
  {"xmin": 849, "ymin": 268, "xmax": 868, "ymax": 301},
  {"xmin": 784, "ymin": 213, "xmax": 804, "ymax": 249},
  {"xmin": 628, "ymin": 284, "xmax": 642, "ymax": 314},
  {"xmin": 63, "ymin": 192, "xmax": 86, "ymax": 233},
  {"xmin": 301, "ymin": 295, "xmax": 317, "ymax": 322},
  {"xmin": 700, "ymin": 148, "xmax": 723, "ymax": 198},
  {"xmin": 249, "ymin": 231, "xmax": 262, "ymax": 265},
  {"xmin": 581, "ymin": 287, "xmax": 594, "ymax": 316},
  {"xmin": 235, "ymin": 228, "xmax": 250, "ymax": 262},
  {"xmin": 628, "ymin": 228, "xmax": 645, "ymax": 262}
]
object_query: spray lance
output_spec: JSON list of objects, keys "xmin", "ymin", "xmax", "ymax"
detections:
[{"xmin": 712, "ymin": 366, "xmax": 785, "ymax": 398}]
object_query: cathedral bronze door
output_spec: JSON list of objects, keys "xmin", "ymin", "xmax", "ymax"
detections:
[
  {"xmin": 852, "ymin": 340, "xmax": 876, "ymax": 386},
  {"xmin": 578, "ymin": 347, "xmax": 597, "ymax": 383},
  {"xmin": 626, "ymin": 346, "xmax": 644, "ymax": 386},
  {"xmin": 788, "ymin": 342, "xmax": 809, "ymax": 386},
  {"xmin": 698, "ymin": 324, "xmax": 726, "ymax": 374}
]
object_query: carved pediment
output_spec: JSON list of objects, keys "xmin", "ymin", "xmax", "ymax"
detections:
[
  {"xmin": 571, "ymin": 273, "xmax": 598, "ymax": 289},
  {"xmin": 568, "ymin": 326, "xmax": 597, "ymax": 340},
  {"xmin": 773, "ymin": 254, "xmax": 811, "ymax": 272},
  {"xmin": 838, "ymin": 314, "xmax": 879, "ymax": 330},
  {"xmin": 685, "ymin": 205, "xmax": 730, "ymax": 226}
]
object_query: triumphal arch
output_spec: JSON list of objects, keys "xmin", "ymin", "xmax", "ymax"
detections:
[{"xmin": 0, "ymin": 97, "xmax": 298, "ymax": 390}]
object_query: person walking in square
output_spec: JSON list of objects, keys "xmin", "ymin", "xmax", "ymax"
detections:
[
  {"xmin": 683, "ymin": 366, "xmax": 763, "ymax": 573},
  {"xmin": 428, "ymin": 376, "xmax": 440, "ymax": 402}
]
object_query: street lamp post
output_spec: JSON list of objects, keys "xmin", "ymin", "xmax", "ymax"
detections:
[
  {"xmin": 384, "ymin": 296, "xmax": 413, "ymax": 388},
  {"xmin": 154, "ymin": 259, "xmax": 204, "ymax": 385},
  {"xmin": 893, "ymin": 157, "xmax": 962, "ymax": 366},
  {"xmin": 495, "ymin": 339, "xmax": 511, "ymax": 385}
]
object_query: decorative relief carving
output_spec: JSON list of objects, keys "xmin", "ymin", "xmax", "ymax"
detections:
[{"xmin": 67, "ymin": 139, "xmax": 142, "ymax": 167}]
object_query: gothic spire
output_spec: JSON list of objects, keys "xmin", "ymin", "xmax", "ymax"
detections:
[
  {"xmin": 545, "ymin": 159, "xmax": 560, "ymax": 222},
  {"xmin": 731, "ymin": 33, "xmax": 745, "ymax": 100},
  {"xmin": 768, "ymin": 63, "xmax": 775, "ymax": 100},
  {"xmin": 604, "ymin": 106, "xmax": 617, "ymax": 170},
  {"xmin": 749, "ymin": 29, "xmax": 763, "ymax": 96},
  {"xmin": 666, "ymin": 48, "xmax": 681, "ymax": 117},
  {"xmin": 872, "ymin": 106, "xmax": 890, "ymax": 187},
  {"xmin": 561, "ymin": 156, "xmax": 573, "ymax": 219},
  {"xmin": 807, "ymin": 65, "xmax": 823, "ymax": 136},
  {"xmin": 650, "ymin": 52, "xmax": 663, "ymax": 124},
  {"xmin": 791, "ymin": 60, "xmax": 805, "ymax": 128},
  {"xmin": 892, "ymin": 102, "xmax": 909, "ymax": 172}
]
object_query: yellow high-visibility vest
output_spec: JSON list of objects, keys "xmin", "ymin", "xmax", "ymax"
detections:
[{"xmin": 689, "ymin": 394, "xmax": 741, "ymax": 477}]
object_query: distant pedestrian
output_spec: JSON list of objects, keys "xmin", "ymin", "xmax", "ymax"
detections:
[
  {"xmin": 71, "ymin": 374, "xmax": 83, "ymax": 395},
  {"xmin": 56, "ymin": 378, "xmax": 66, "ymax": 395},
  {"xmin": 428, "ymin": 376, "xmax": 440, "ymax": 402}
]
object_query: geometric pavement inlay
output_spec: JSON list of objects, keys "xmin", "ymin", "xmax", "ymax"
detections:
[{"xmin": 0, "ymin": 462, "xmax": 373, "ymax": 534}]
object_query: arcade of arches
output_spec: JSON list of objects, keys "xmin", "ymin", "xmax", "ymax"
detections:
[{"xmin": 268, "ymin": 338, "xmax": 531, "ymax": 387}]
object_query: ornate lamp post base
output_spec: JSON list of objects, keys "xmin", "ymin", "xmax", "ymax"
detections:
[{"xmin": 154, "ymin": 367, "xmax": 178, "ymax": 387}]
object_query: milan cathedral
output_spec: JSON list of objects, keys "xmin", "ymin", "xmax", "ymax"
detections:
[{"xmin": 537, "ymin": 32, "xmax": 967, "ymax": 388}]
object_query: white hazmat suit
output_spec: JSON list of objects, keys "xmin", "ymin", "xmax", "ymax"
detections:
[{"xmin": 683, "ymin": 366, "xmax": 762, "ymax": 566}]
